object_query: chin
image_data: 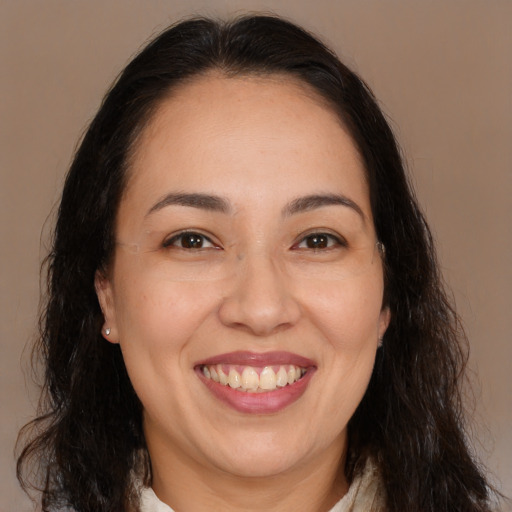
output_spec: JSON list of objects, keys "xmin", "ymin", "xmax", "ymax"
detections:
[
  {"xmin": 215, "ymin": 450, "xmax": 303, "ymax": 479},
  {"xmin": 203, "ymin": 430, "xmax": 315, "ymax": 479}
]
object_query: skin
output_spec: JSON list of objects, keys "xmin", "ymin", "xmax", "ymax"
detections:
[{"xmin": 96, "ymin": 73, "xmax": 390, "ymax": 512}]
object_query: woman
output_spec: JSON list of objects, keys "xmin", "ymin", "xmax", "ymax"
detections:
[{"xmin": 17, "ymin": 15, "xmax": 498, "ymax": 512}]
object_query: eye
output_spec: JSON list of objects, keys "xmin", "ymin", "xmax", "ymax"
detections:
[
  {"xmin": 294, "ymin": 232, "xmax": 346, "ymax": 250},
  {"xmin": 163, "ymin": 231, "xmax": 218, "ymax": 250}
]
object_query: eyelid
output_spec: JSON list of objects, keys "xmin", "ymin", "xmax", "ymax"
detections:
[
  {"xmin": 292, "ymin": 230, "xmax": 347, "ymax": 250},
  {"xmin": 162, "ymin": 230, "xmax": 221, "ymax": 249}
]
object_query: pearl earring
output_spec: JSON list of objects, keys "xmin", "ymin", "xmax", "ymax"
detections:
[{"xmin": 105, "ymin": 328, "xmax": 111, "ymax": 336}]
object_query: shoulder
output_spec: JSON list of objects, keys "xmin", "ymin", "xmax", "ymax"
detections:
[
  {"xmin": 139, "ymin": 486, "xmax": 175, "ymax": 512},
  {"xmin": 330, "ymin": 458, "xmax": 386, "ymax": 512}
]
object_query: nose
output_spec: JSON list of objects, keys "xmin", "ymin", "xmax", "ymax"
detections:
[{"xmin": 218, "ymin": 253, "xmax": 301, "ymax": 336}]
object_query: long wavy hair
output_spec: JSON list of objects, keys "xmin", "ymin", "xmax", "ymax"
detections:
[{"xmin": 17, "ymin": 14, "xmax": 498, "ymax": 512}]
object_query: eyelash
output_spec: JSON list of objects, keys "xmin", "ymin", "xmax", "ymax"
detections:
[
  {"xmin": 163, "ymin": 231, "xmax": 219, "ymax": 250},
  {"xmin": 293, "ymin": 232, "xmax": 347, "ymax": 251},
  {"xmin": 162, "ymin": 230, "xmax": 347, "ymax": 251}
]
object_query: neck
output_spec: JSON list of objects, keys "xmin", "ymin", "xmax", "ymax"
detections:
[{"xmin": 148, "ymin": 436, "xmax": 349, "ymax": 512}]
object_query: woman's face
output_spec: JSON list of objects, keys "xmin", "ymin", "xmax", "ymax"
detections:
[{"xmin": 96, "ymin": 74, "xmax": 389, "ymax": 482}]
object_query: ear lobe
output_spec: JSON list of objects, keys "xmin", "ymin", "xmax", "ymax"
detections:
[
  {"xmin": 94, "ymin": 270, "xmax": 119, "ymax": 344},
  {"xmin": 378, "ymin": 306, "xmax": 391, "ymax": 341}
]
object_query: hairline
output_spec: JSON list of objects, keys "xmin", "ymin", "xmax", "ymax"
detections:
[{"xmin": 121, "ymin": 68, "xmax": 369, "ymax": 204}]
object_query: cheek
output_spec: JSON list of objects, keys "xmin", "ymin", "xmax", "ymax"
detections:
[
  {"xmin": 297, "ymin": 271, "xmax": 385, "ymax": 344},
  {"xmin": 298, "ymin": 271, "xmax": 383, "ymax": 399},
  {"xmin": 111, "ymin": 275, "xmax": 224, "ymax": 405},
  {"xmin": 112, "ymin": 268, "xmax": 223, "ymax": 354}
]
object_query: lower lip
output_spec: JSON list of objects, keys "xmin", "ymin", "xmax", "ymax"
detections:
[{"xmin": 196, "ymin": 368, "xmax": 315, "ymax": 414}]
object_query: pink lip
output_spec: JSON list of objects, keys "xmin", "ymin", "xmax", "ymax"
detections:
[
  {"xmin": 195, "ymin": 351, "xmax": 316, "ymax": 414},
  {"xmin": 195, "ymin": 350, "xmax": 316, "ymax": 368}
]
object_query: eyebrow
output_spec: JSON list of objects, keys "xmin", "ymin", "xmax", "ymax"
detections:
[
  {"xmin": 146, "ymin": 191, "xmax": 365, "ymax": 221},
  {"xmin": 283, "ymin": 194, "xmax": 365, "ymax": 220},
  {"xmin": 147, "ymin": 193, "xmax": 231, "ymax": 216}
]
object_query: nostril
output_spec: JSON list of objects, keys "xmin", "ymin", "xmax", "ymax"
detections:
[
  {"xmin": 218, "ymin": 295, "xmax": 300, "ymax": 337},
  {"xmin": 217, "ymin": 256, "xmax": 301, "ymax": 335}
]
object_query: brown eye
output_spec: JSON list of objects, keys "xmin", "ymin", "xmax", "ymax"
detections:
[
  {"xmin": 181, "ymin": 233, "xmax": 205, "ymax": 248},
  {"xmin": 296, "ymin": 233, "xmax": 344, "ymax": 250},
  {"xmin": 305, "ymin": 234, "xmax": 329, "ymax": 249},
  {"xmin": 164, "ymin": 232, "xmax": 216, "ymax": 250}
]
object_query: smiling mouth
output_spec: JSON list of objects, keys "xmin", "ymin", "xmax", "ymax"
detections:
[
  {"xmin": 199, "ymin": 364, "xmax": 307, "ymax": 393},
  {"xmin": 195, "ymin": 351, "xmax": 315, "ymax": 413}
]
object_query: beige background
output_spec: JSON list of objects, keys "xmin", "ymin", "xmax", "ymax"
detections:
[{"xmin": 1, "ymin": 1, "xmax": 510, "ymax": 510}]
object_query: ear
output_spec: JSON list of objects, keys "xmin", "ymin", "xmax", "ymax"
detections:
[
  {"xmin": 95, "ymin": 270, "xmax": 119, "ymax": 344},
  {"xmin": 378, "ymin": 306, "xmax": 391, "ymax": 343}
]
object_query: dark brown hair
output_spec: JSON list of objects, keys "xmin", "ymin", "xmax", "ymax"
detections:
[{"xmin": 17, "ymin": 15, "xmax": 498, "ymax": 512}]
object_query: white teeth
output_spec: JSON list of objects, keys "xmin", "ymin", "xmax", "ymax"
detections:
[
  {"xmin": 287, "ymin": 367, "xmax": 296, "ymax": 385},
  {"xmin": 259, "ymin": 367, "xmax": 277, "ymax": 390},
  {"xmin": 241, "ymin": 367, "xmax": 259, "ymax": 390},
  {"xmin": 218, "ymin": 366, "xmax": 229, "ymax": 386},
  {"xmin": 228, "ymin": 368, "xmax": 241, "ymax": 388},
  {"xmin": 276, "ymin": 366, "xmax": 288, "ymax": 387},
  {"xmin": 201, "ymin": 364, "xmax": 306, "ymax": 391}
]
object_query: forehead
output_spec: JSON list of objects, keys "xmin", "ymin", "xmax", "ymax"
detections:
[
  {"xmin": 143, "ymin": 71, "xmax": 344, "ymax": 138},
  {"xmin": 122, "ymin": 73, "xmax": 369, "ymax": 217}
]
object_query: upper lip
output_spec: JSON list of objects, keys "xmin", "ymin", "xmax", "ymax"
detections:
[{"xmin": 195, "ymin": 351, "xmax": 316, "ymax": 368}]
